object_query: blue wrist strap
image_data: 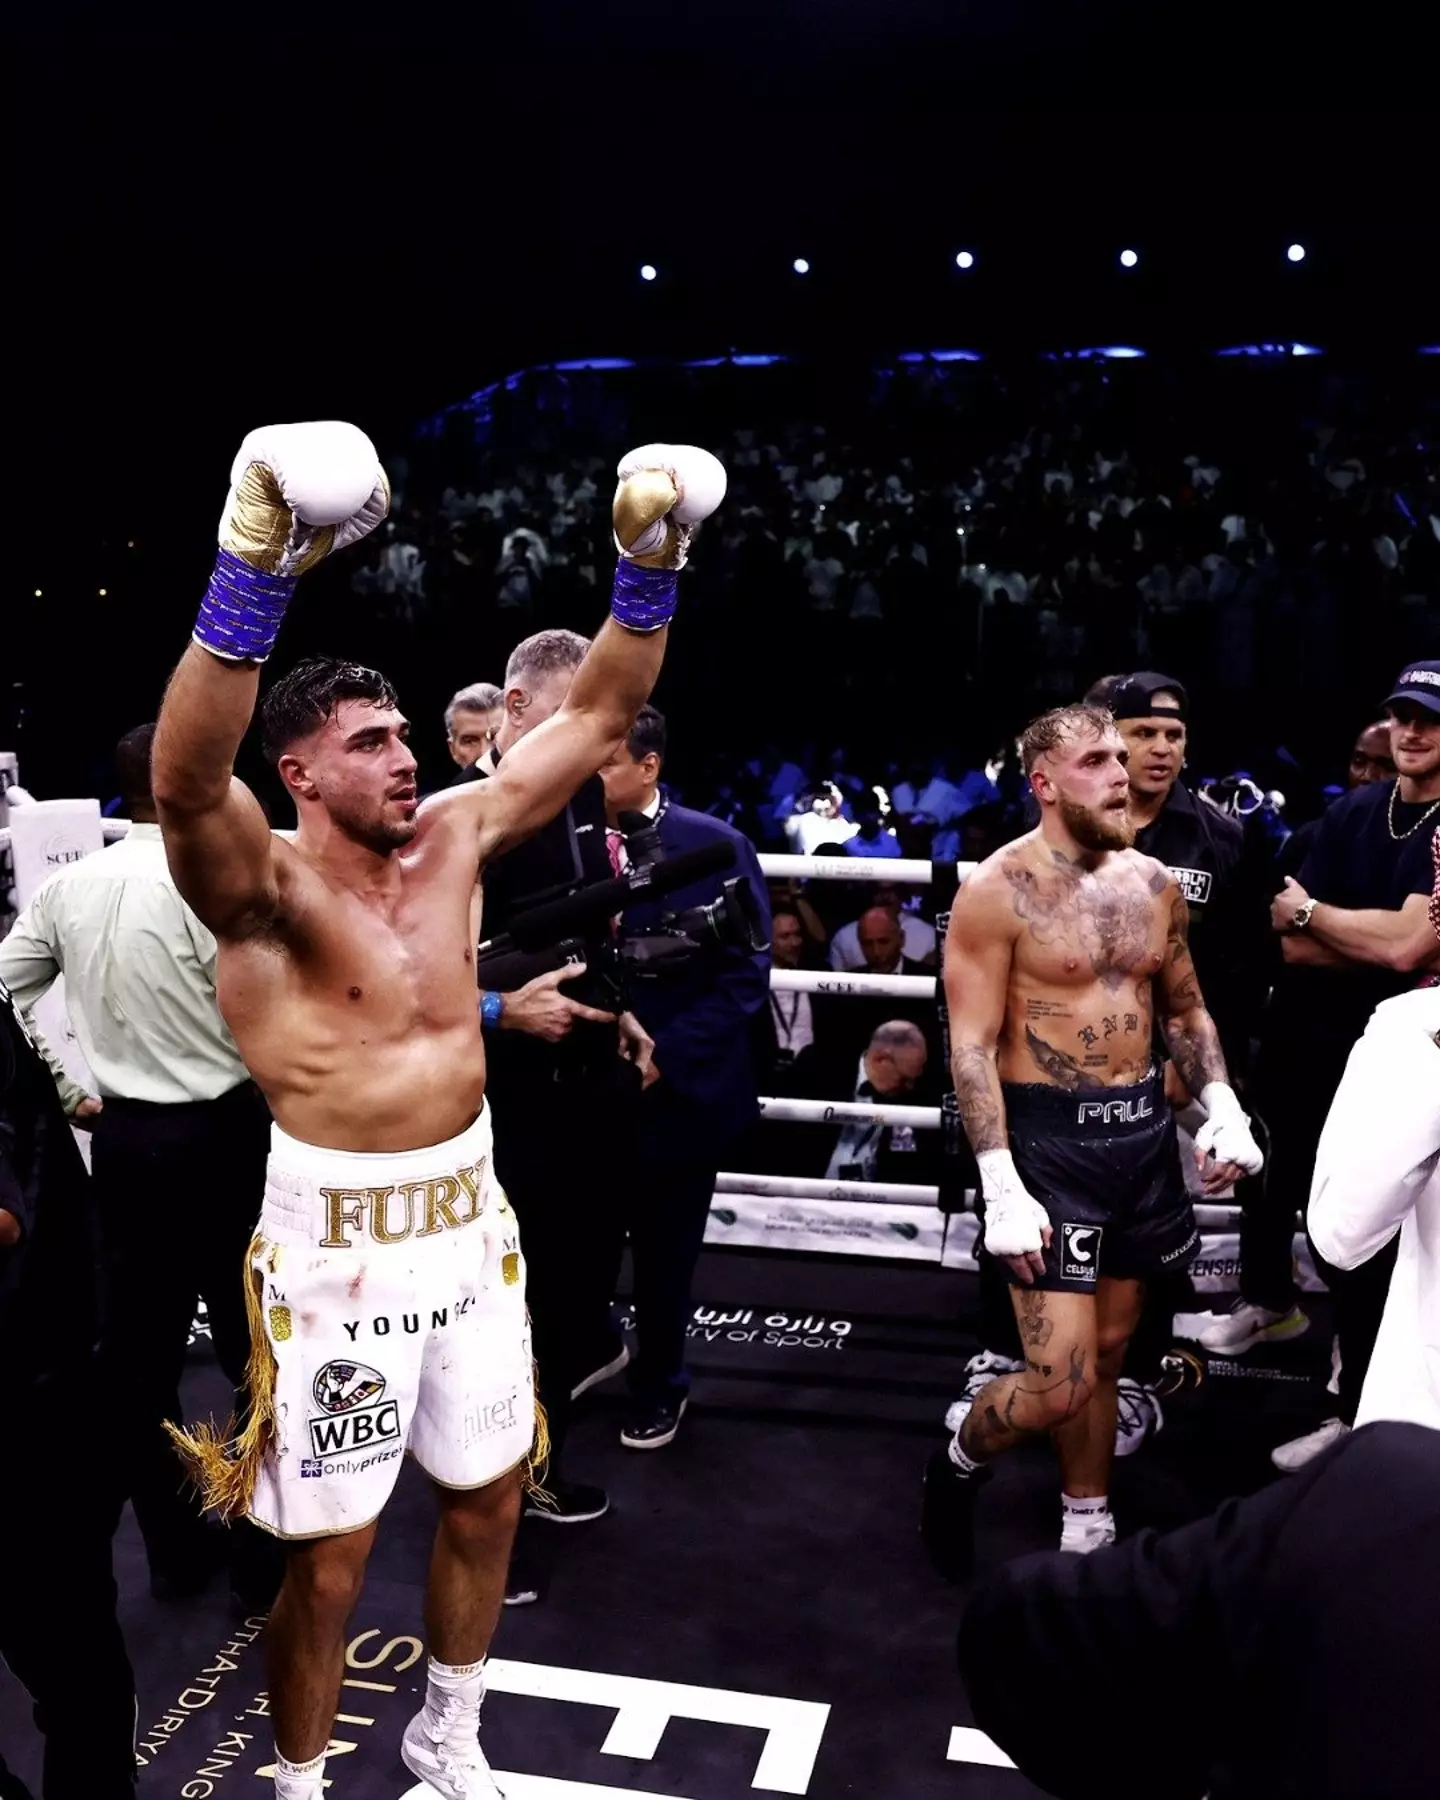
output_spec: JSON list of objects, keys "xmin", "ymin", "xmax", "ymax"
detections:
[
  {"xmin": 193, "ymin": 547, "xmax": 297, "ymax": 663},
  {"xmin": 480, "ymin": 990, "xmax": 505, "ymax": 1030},
  {"xmin": 610, "ymin": 560, "xmax": 678, "ymax": 633}
]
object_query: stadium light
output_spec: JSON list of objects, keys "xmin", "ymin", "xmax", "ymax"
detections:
[
  {"xmin": 955, "ymin": 250, "xmax": 975, "ymax": 270},
  {"xmin": 640, "ymin": 263, "xmax": 658, "ymax": 282},
  {"xmin": 793, "ymin": 257, "xmax": 810, "ymax": 275},
  {"xmin": 1286, "ymin": 243, "xmax": 1306, "ymax": 264},
  {"xmin": 1119, "ymin": 248, "xmax": 1139, "ymax": 269}
]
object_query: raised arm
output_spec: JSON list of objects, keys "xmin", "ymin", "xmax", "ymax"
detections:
[
  {"xmin": 1156, "ymin": 882, "xmax": 1264, "ymax": 1191},
  {"xmin": 472, "ymin": 616, "xmax": 669, "ymax": 861},
  {"xmin": 432, "ymin": 443, "xmax": 726, "ymax": 864},
  {"xmin": 151, "ymin": 423, "xmax": 390, "ymax": 937},
  {"xmin": 153, "ymin": 650, "xmax": 281, "ymax": 938}
]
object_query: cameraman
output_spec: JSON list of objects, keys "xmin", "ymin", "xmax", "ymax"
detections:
[
  {"xmin": 600, "ymin": 707, "xmax": 772, "ymax": 1448},
  {"xmin": 466, "ymin": 630, "xmax": 652, "ymax": 1603}
]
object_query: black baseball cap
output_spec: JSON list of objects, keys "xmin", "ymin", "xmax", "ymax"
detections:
[
  {"xmin": 1382, "ymin": 660, "xmax": 1440, "ymax": 717},
  {"xmin": 1100, "ymin": 671, "xmax": 1188, "ymax": 723}
]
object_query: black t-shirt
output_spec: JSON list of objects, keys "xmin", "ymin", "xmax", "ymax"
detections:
[
  {"xmin": 465, "ymin": 748, "xmax": 619, "ymax": 1084},
  {"xmin": 1274, "ymin": 780, "xmax": 1439, "ymax": 1042},
  {"xmin": 1134, "ymin": 781, "xmax": 1273, "ymax": 1073}
]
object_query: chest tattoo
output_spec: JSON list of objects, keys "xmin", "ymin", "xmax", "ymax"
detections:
[{"xmin": 1004, "ymin": 855, "xmax": 1162, "ymax": 993}]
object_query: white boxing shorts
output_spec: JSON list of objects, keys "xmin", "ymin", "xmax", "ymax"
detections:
[{"xmin": 245, "ymin": 1107, "xmax": 533, "ymax": 1540}]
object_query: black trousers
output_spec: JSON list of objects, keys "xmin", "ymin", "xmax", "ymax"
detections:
[
  {"xmin": 89, "ymin": 1082, "xmax": 271, "ymax": 1573},
  {"xmin": 1251, "ymin": 1024, "xmax": 1396, "ymax": 1421},
  {"xmin": 0, "ymin": 1374, "xmax": 136, "ymax": 1799},
  {"xmin": 626, "ymin": 1149, "xmax": 720, "ymax": 1405},
  {"xmin": 1240, "ymin": 1032, "xmax": 1342, "ymax": 1315},
  {"xmin": 489, "ymin": 1058, "xmax": 638, "ymax": 1473}
]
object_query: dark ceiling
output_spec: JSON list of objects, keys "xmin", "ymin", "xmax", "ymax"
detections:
[{"xmin": 13, "ymin": 8, "xmax": 1435, "ymax": 508}]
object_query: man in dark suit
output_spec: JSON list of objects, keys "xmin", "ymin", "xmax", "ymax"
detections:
[
  {"xmin": 816, "ymin": 905, "xmax": 942, "ymax": 1073},
  {"xmin": 601, "ymin": 706, "xmax": 772, "ymax": 1448},
  {"xmin": 805, "ymin": 1019, "xmax": 942, "ymax": 1187},
  {"xmin": 958, "ymin": 1421, "xmax": 1440, "ymax": 1800},
  {"xmin": 466, "ymin": 628, "xmax": 651, "ymax": 1601}
]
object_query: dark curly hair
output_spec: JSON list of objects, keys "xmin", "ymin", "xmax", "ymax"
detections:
[{"xmin": 259, "ymin": 656, "xmax": 399, "ymax": 763}]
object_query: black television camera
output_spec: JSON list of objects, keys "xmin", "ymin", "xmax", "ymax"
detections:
[{"xmin": 476, "ymin": 811, "xmax": 769, "ymax": 1018}]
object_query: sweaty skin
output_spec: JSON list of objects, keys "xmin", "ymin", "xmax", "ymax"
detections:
[{"xmin": 155, "ymin": 620, "xmax": 660, "ymax": 1153}]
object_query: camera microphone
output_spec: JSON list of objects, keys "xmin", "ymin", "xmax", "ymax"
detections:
[{"xmin": 486, "ymin": 840, "xmax": 737, "ymax": 955}]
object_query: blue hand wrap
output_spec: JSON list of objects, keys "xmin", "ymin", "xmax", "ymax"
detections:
[
  {"xmin": 609, "ymin": 559, "xmax": 678, "ymax": 633},
  {"xmin": 193, "ymin": 547, "xmax": 298, "ymax": 663}
]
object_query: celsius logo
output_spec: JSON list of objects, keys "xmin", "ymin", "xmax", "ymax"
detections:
[{"xmin": 1061, "ymin": 1223, "xmax": 1103, "ymax": 1283}]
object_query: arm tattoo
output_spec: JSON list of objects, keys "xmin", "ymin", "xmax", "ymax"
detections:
[
  {"xmin": 950, "ymin": 1044, "xmax": 1008, "ymax": 1154},
  {"xmin": 1160, "ymin": 889, "xmax": 1229, "ymax": 1090},
  {"xmin": 1162, "ymin": 1014, "xmax": 1229, "ymax": 1096},
  {"xmin": 1025, "ymin": 1026, "xmax": 1107, "ymax": 1091}
]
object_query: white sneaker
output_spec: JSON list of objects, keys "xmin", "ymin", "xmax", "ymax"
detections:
[
  {"xmin": 1173, "ymin": 1299, "xmax": 1309, "ymax": 1357},
  {"xmin": 402, "ymin": 1699, "xmax": 505, "ymax": 1799},
  {"xmin": 944, "ymin": 1349, "xmax": 1024, "ymax": 1433},
  {"xmin": 1271, "ymin": 1417, "xmax": 1350, "ymax": 1474},
  {"xmin": 1060, "ymin": 1510, "xmax": 1117, "ymax": 1555},
  {"xmin": 1114, "ymin": 1379, "xmax": 1163, "ymax": 1457}
]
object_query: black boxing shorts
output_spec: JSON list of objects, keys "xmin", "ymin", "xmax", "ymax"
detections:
[{"xmin": 987, "ymin": 1067, "xmax": 1197, "ymax": 1294}]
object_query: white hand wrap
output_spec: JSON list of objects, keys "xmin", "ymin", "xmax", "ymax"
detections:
[
  {"xmin": 1195, "ymin": 1082, "xmax": 1265, "ymax": 1175},
  {"xmin": 976, "ymin": 1149, "xmax": 1051, "ymax": 1258}
]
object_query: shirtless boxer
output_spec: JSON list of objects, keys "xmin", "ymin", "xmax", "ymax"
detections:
[
  {"xmin": 922, "ymin": 703, "xmax": 1263, "ymax": 1573},
  {"xmin": 153, "ymin": 424, "xmax": 724, "ymax": 1800}
]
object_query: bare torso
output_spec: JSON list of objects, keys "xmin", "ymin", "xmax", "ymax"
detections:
[
  {"xmin": 216, "ymin": 812, "xmax": 487, "ymax": 1151},
  {"xmin": 991, "ymin": 833, "xmax": 1171, "ymax": 1090}
]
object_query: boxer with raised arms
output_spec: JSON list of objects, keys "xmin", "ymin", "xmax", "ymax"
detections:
[
  {"xmin": 153, "ymin": 426, "xmax": 725, "ymax": 1800},
  {"xmin": 922, "ymin": 703, "xmax": 1263, "ymax": 1570}
]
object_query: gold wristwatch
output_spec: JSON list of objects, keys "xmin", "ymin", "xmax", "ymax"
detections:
[{"xmin": 1292, "ymin": 898, "xmax": 1318, "ymax": 932}]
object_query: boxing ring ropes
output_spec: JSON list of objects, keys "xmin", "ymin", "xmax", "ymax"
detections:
[{"xmin": 0, "ymin": 816, "xmax": 1289, "ymax": 1287}]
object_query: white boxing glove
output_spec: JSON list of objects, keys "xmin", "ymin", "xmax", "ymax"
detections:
[
  {"xmin": 613, "ymin": 443, "xmax": 727, "ymax": 569},
  {"xmin": 195, "ymin": 422, "xmax": 391, "ymax": 663},
  {"xmin": 1195, "ymin": 1083, "xmax": 1265, "ymax": 1176},
  {"xmin": 976, "ymin": 1149, "xmax": 1052, "ymax": 1276}
]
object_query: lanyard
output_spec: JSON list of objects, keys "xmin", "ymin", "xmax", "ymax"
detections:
[{"xmin": 770, "ymin": 990, "xmax": 805, "ymax": 1046}]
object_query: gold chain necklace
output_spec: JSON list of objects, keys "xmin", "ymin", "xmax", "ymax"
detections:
[{"xmin": 1388, "ymin": 781, "xmax": 1440, "ymax": 842}]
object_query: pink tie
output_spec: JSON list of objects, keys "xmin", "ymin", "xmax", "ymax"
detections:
[{"xmin": 606, "ymin": 828, "xmax": 625, "ymax": 876}]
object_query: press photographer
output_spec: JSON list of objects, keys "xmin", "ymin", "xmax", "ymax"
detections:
[
  {"xmin": 465, "ymin": 628, "xmax": 652, "ymax": 1605},
  {"xmin": 596, "ymin": 706, "xmax": 772, "ymax": 1449}
]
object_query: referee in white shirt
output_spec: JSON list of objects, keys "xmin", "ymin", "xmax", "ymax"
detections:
[{"xmin": 0, "ymin": 725, "xmax": 276, "ymax": 1608}]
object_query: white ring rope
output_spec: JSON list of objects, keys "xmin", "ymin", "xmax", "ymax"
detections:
[
  {"xmin": 759, "ymin": 853, "xmax": 976, "ymax": 884},
  {"xmin": 770, "ymin": 967, "xmax": 938, "ymax": 999},
  {"xmin": 758, "ymin": 1095, "xmax": 942, "ymax": 1129},
  {"xmin": 5, "ymin": 801, "xmax": 1270, "ymax": 1253},
  {"xmin": 714, "ymin": 1165, "xmax": 1253, "ymax": 1231}
]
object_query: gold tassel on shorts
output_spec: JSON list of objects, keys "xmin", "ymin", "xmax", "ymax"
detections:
[
  {"xmin": 166, "ymin": 1233, "xmax": 279, "ymax": 1522},
  {"xmin": 523, "ymin": 1333, "xmax": 552, "ymax": 1502}
]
